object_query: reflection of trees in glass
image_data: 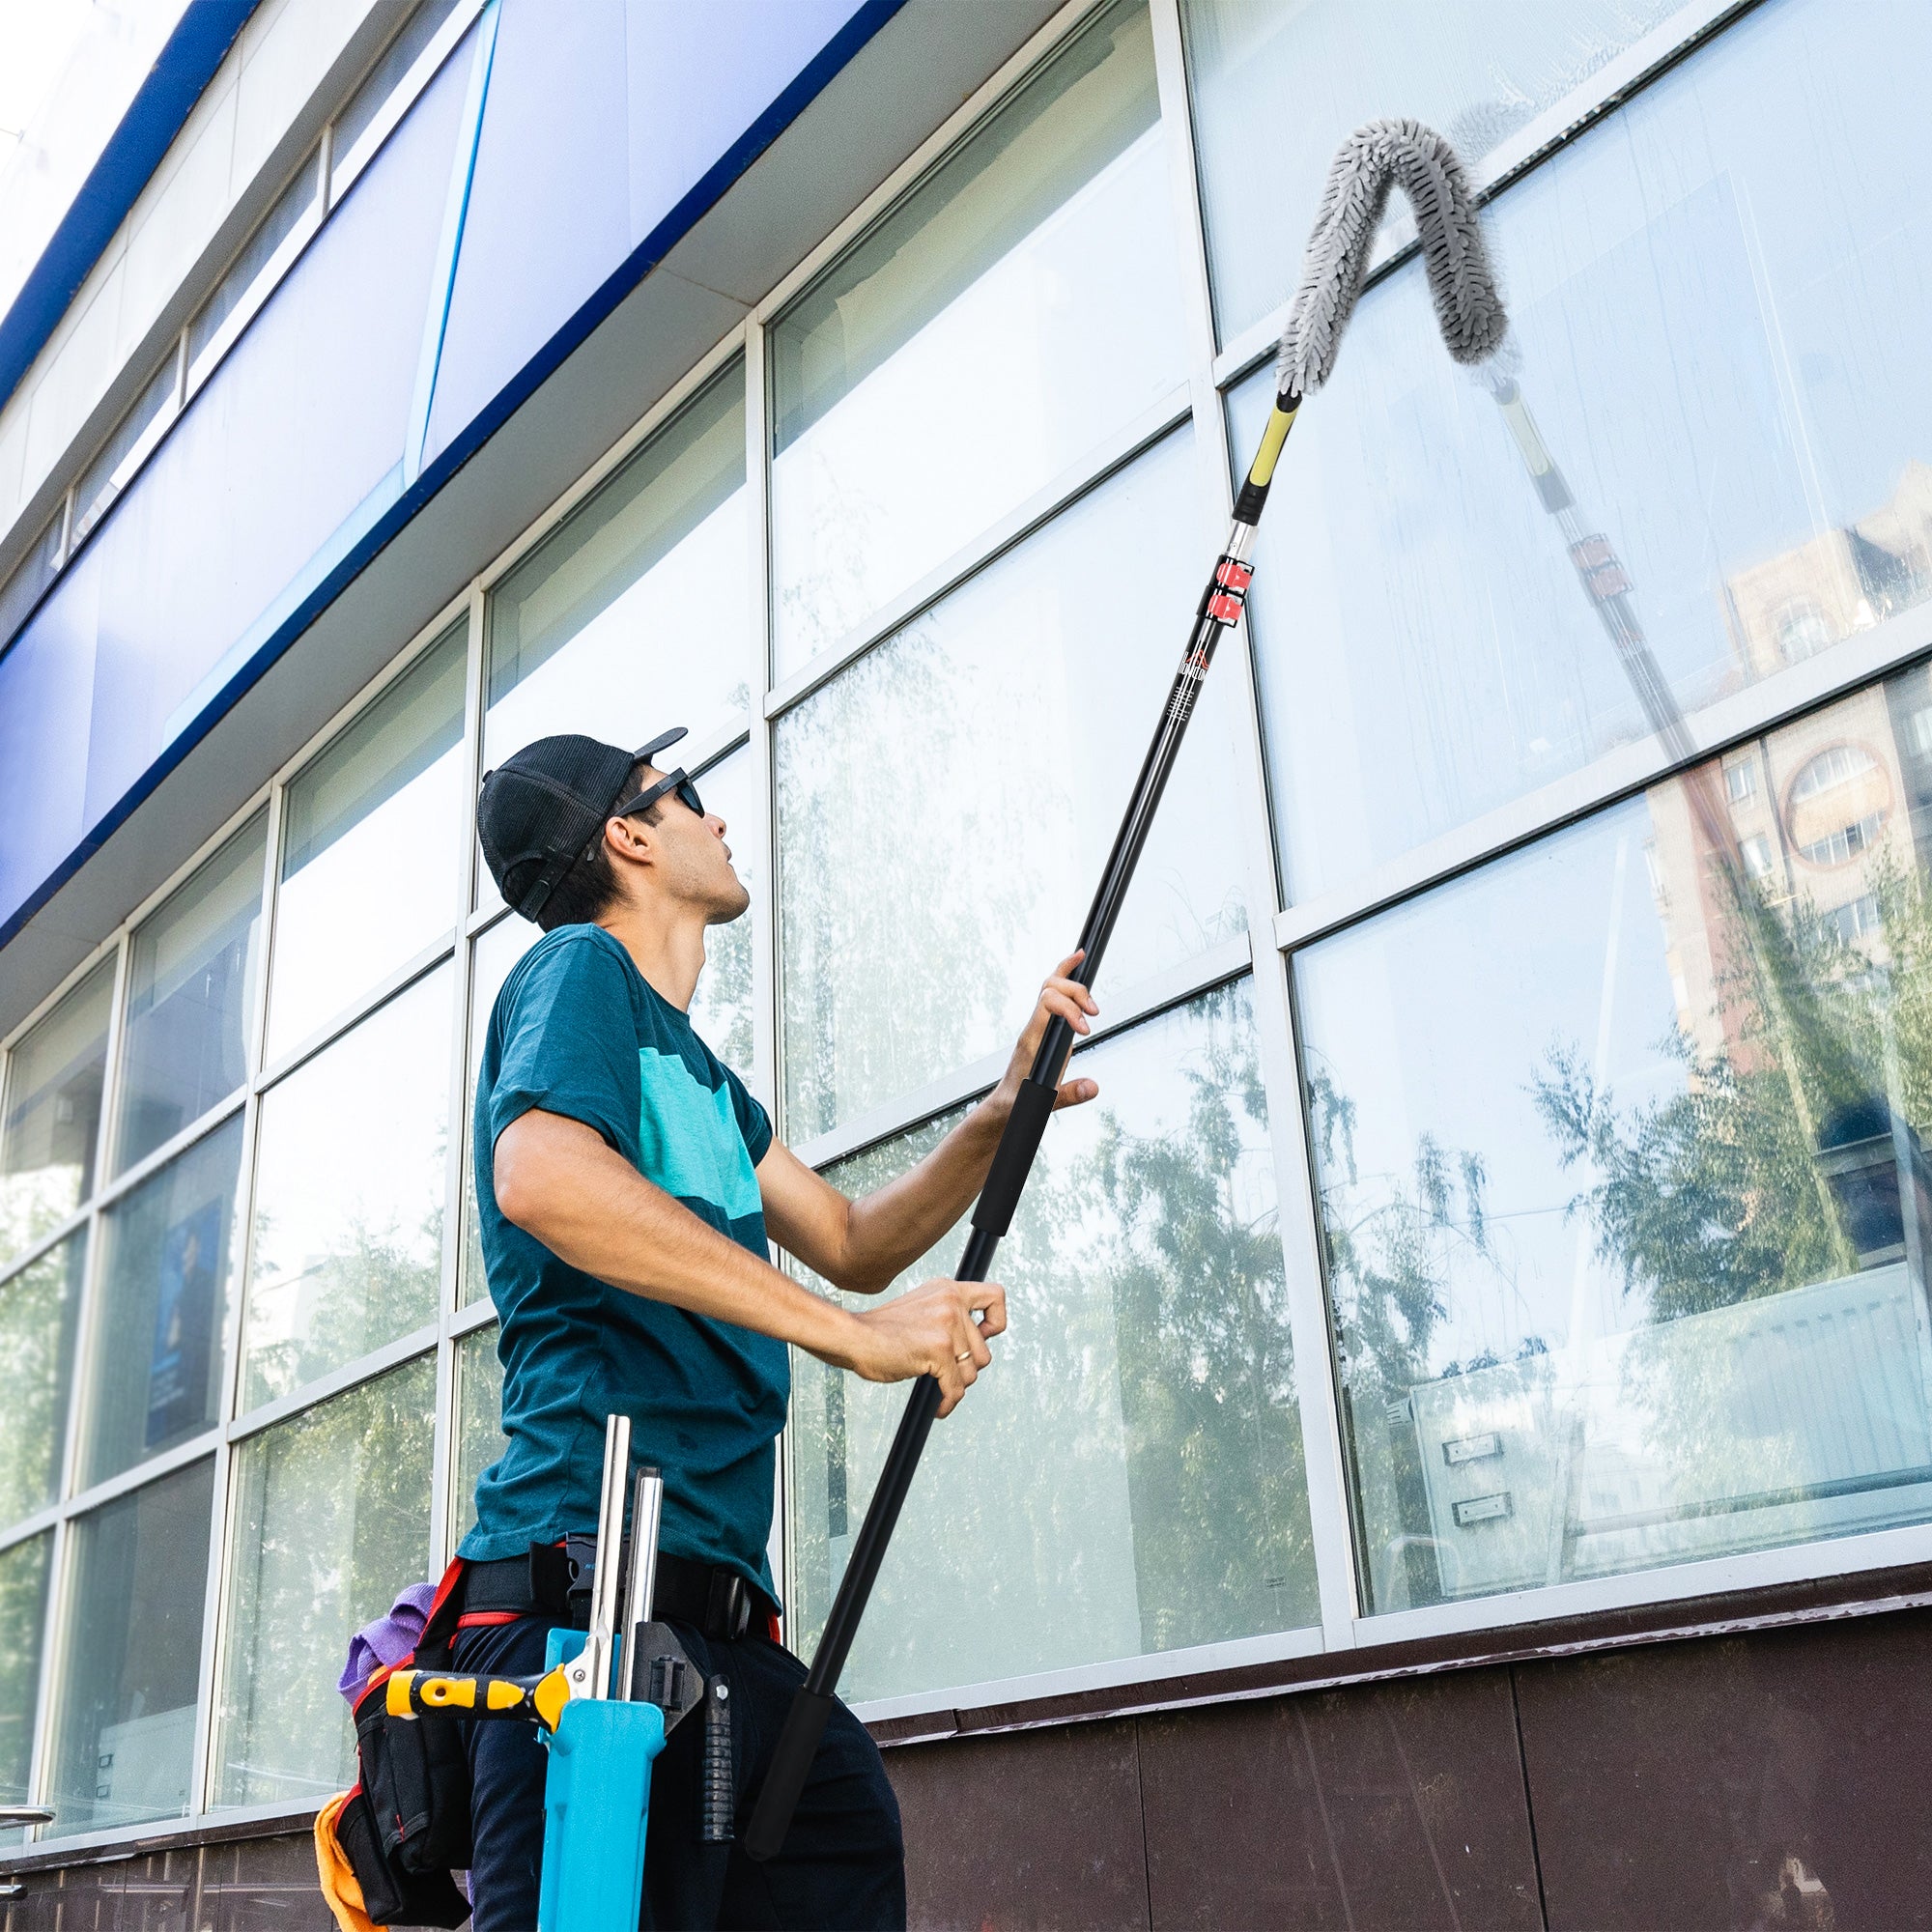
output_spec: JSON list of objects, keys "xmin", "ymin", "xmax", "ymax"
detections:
[
  {"xmin": 453, "ymin": 1324, "xmax": 505, "ymax": 1548},
  {"xmin": 1308, "ymin": 1065, "xmax": 1521, "ymax": 1610},
  {"xmin": 1316, "ymin": 742, "xmax": 1932, "ymax": 1611},
  {"xmin": 0, "ymin": 1533, "xmax": 50, "ymax": 1804},
  {"xmin": 245, "ymin": 1202, "xmax": 441, "ymax": 1409},
  {"xmin": 789, "ymin": 983, "xmax": 1315, "ymax": 1698},
  {"xmin": 1098, "ymin": 984, "xmax": 1318, "ymax": 1648},
  {"xmin": 0, "ymin": 1236, "xmax": 82, "ymax": 1528},
  {"xmin": 217, "ymin": 1357, "xmax": 435, "ymax": 1806},
  {"xmin": 0, "ymin": 1167, "xmax": 86, "ymax": 1272},
  {"xmin": 693, "ymin": 909, "xmax": 753, "ymax": 1076},
  {"xmin": 1531, "ymin": 853, "xmax": 1932, "ymax": 1322},
  {"xmin": 779, "ymin": 621, "xmax": 1037, "ymax": 1138}
]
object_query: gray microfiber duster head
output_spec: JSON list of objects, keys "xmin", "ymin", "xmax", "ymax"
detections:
[{"xmin": 1275, "ymin": 118, "xmax": 1508, "ymax": 396}]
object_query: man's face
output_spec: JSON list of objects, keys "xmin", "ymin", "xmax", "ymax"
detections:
[{"xmin": 629, "ymin": 764, "xmax": 751, "ymax": 925}]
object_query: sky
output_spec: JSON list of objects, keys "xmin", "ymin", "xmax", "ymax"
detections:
[{"xmin": 0, "ymin": 0, "xmax": 192, "ymax": 323}]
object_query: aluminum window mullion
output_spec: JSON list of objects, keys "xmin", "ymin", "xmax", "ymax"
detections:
[
  {"xmin": 20, "ymin": 1517, "xmax": 70, "ymax": 1841},
  {"xmin": 54, "ymin": 936, "xmax": 129, "ymax": 1514},
  {"xmin": 195, "ymin": 775, "xmax": 287, "ymax": 1811},
  {"xmin": 432, "ymin": 580, "xmax": 490, "ymax": 1570},
  {"xmin": 1148, "ymin": 0, "xmax": 1359, "ymax": 1653},
  {"xmin": 186, "ymin": 1433, "xmax": 233, "ymax": 1815},
  {"xmin": 450, "ymin": 1293, "xmax": 497, "ymax": 1343},
  {"xmin": 743, "ymin": 321, "xmax": 790, "ymax": 1618}
]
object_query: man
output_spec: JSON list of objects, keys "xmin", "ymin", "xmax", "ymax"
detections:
[{"xmin": 461, "ymin": 728, "xmax": 1099, "ymax": 1929}]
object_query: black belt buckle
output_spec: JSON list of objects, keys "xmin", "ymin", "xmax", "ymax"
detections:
[
  {"xmin": 563, "ymin": 1534, "xmax": 598, "ymax": 1630},
  {"xmin": 706, "ymin": 1570, "xmax": 752, "ymax": 1640}
]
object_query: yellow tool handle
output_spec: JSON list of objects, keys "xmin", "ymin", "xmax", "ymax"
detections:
[{"xmin": 384, "ymin": 1664, "xmax": 571, "ymax": 1732}]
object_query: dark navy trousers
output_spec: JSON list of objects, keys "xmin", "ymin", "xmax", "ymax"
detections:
[{"xmin": 454, "ymin": 1617, "xmax": 905, "ymax": 1931}]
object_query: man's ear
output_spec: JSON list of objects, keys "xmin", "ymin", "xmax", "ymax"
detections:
[{"xmin": 605, "ymin": 814, "xmax": 657, "ymax": 867}]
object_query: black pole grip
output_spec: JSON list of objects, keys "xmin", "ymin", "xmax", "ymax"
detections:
[
  {"xmin": 973, "ymin": 1078, "xmax": 1057, "ymax": 1237},
  {"xmin": 744, "ymin": 1689, "xmax": 837, "ymax": 1861}
]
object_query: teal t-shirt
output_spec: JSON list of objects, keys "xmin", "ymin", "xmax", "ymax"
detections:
[{"xmin": 458, "ymin": 923, "xmax": 787, "ymax": 1601}]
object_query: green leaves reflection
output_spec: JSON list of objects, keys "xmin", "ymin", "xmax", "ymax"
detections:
[{"xmin": 789, "ymin": 981, "xmax": 1316, "ymax": 1703}]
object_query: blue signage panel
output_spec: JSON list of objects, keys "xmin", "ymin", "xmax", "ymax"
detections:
[{"xmin": 0, "ymin": 0, "xmax": 900, "ymax": 947}]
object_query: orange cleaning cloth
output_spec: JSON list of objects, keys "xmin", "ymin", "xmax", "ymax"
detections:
[{"xmin": 314, "ymin": 1792, "xmax": 379, "ymax": 1932}]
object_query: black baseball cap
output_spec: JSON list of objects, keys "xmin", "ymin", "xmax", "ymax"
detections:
[{"xmin": 477, "ymin": 726, "xmax": 687, "ymax": 923}]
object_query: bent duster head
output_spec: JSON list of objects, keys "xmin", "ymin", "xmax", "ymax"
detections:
[{"xmin": 1275, "ymin": 117, "xmax": 1508, "ymax": 397}]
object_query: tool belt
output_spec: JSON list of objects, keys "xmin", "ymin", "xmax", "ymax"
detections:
[
  {"xmin": 463, "ymin": 1537, "xmax": 779, "ymax": 1641},
  {"xmin": 331, "ymin": 1538, "xmax": 778, "ymax": 1923}
]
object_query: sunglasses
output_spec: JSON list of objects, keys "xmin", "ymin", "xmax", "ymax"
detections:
[{"xmin": 611, "ymin": 766, "xmax": 703, "ymax": 822}]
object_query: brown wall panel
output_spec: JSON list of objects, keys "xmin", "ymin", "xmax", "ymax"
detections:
[
  {"xmin": 197, "ymin": 1831, "xmax": 336, "ymax": 1928},
  {"xmin": 1515, "ymin": 1608, "xmax": 1932, "ymax": 1931},
  {"xmin": 1137, "ymin": 1669, "xmax": 1543, "ymax": 1931},
  {"xmin": 0, "ymin": 1835, "xmax": 328, "ymax": 1932},
  {"xmin": 888, "ymin": 1719, "xmax": 1151, "ymax": 1931}
]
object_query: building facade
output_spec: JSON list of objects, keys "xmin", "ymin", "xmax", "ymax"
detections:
[{"xmin": 1, "ymin": 0, "xmax": 1931, "ymax": 1922}]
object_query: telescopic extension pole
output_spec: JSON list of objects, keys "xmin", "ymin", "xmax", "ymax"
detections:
[{"xmin": 746, "ymin": 117, "xmax": 1509, "ymax": 1864}]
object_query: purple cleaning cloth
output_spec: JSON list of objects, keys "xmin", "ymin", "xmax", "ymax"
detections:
[{"xmin": 339, "ymin": 1580, "xmax": 440, "ymax": 1707}]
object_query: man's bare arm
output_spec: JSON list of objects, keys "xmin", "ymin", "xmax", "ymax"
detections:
[
  {"xmin": 494, "ymin": 1109, "xmax": 1005, "ymax": 1415},
  {"xmin": 759, "ymin": 953, "xmax": 1100, "ymax": 1295}
]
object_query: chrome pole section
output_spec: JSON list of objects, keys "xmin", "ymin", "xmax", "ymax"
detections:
[
  {"xmin": 621, "ymin": 1463, "xmax": 666, "ymax": 1698},
  {"xmin": 565, "ymin": 1412, "xmax": 631, "ymax": 1703}
]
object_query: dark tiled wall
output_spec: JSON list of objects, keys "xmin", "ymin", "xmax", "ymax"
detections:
[
  {"xmin": 888, "ymin": 1606, "xmax": 1932, "ymax": 1931},
  {"xmin": 7, "ymin": 1608, "xmax": 1928, "ymax": 1930},
  {"xmin": 0, "ymin": 1833, "xmax": 333, "ymax": 1932}
]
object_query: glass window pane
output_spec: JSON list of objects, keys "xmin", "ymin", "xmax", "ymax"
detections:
[
  {"xmin": 50, "ymin": 1458, "xmax": 214, "ymax": 1835},
  {"xmin": 460, "ymin": 919, "xmax": 538, "ymax": 1308},
  {"xmin": 0, "ymin": 961, "xmax": 112, "ymax": 1264},
  {"xmin": 244, "ymin": 967, "xmax": 452, "ymax": 1409},
  {"xmin": 331, "ymin": 0, "xmax": 463, "ymax": 176},
  {"xmin": 0, "ymin": 1532, "xmax": 50, "ymax": 1820},
  {"xmin": 789, "ymin": 981, "xmax": 1313, "ymax": 1699},
  {"xmin": 0, "ymin": 1232, "xmax": 84, "ymax": 1530},
  {"xmin": 485, "ymin": 367, "xmax": 749, "ymax": 773},
  {"xmin": 86, "ymin": 1119, "xmax": 244, "ymax": 1489},
  {"xmin": 685, "ymin": 746, "xmax": 755, "ymax": 1082},
  {"xmin": 1232, "ymin": 0, "xmax": 1932, "ymax": 907},
  {"xmin": 452, "ymin": 1323, "xmax": 503, "ymax": 1548},
  {"xmin": 0, "ymin": 512, "xmax": 63, "ymax": 652},
  {"xmin": 71, "ymin": 356, "xmax": 179, "ymax": 546},
  {"xmin": 778, "ymin": 430, "xmax": 1247, "ymax": 1142},
  {"xmin": 1182, "ymin": 0, "xmax": 1679, "ymax": 345},
  {"xmin": 1299, "ymin": 661, "xmax": 1932, "ymax": 1617},
  {"xmin": 213, "ymin": 1356, "xmax": 435, "ymax": 1807},
  {"xmin": 115, "ymin": 814, "xmax": 266, "ymax": 1174},
  {"xmin": 188, "ymin": 155, "xmax": 319, "ymax": 369},
  {"xmin": 769, "ymin": 0, "xmax": 1186, "ymax": 676},
  {"xmin": 269, "ymin": 627, "xmax": 466, "ymax": 1064}
]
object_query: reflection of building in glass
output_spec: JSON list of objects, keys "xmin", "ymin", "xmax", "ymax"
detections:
[
  {"xmin": 1647, "ymin": 475, "xmax": 1932, "ymax": 1065},
  {"xmin": 1723, "ymin": 462, "xmax": 1932, "ymax": 677}
]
